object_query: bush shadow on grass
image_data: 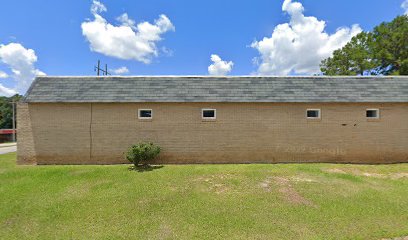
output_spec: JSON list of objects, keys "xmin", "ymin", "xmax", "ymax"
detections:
[{"xmin": 128, "ymin": 165, "xmax": 164, "ymax": 172}]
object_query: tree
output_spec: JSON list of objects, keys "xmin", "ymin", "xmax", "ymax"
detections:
[
  {"xmin": 320, "ymin": 15, "xmax": 408, "ymax": 76},
  {"xmin": 0, "ymin": 95, "xmax": 22, "ymax": 129},
  {"xmin": 371, "ymin": 15, "xmax": 408, "ymax": 75},
  {"xmin": 321, "ymin": 32, "xmax": 376, "ymax": 75}
]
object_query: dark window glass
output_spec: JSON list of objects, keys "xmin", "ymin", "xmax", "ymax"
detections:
[
  {"xmin": 366, "ymin": 110, "xmax": 378, "ymax": 118},
  {"xmin": 307, "ymin": 110, "xmax": 319, "ymax": 118},
  {"xmin": 203, "ymin": 110, "xmax": 215, "ymax": 118},
  {"xmin": 140, "ymin": 110, "xmax": 152, "ymax": 118}
]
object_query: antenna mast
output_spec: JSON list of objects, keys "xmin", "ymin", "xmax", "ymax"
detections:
[{"xmin": 94, "ymin": 60, "xmax": 110, "ymax": 76}]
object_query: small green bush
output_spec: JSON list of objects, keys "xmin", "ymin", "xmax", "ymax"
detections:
[{"xmin": 126, "ymin": 142, "xmax": 161, "ymax": 167}]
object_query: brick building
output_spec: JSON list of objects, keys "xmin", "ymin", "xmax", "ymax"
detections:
[{"xmin": 17, "ymin": 76, "xmax": 408, "ymax": 165}]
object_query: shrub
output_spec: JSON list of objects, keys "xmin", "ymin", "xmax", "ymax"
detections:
[{"xmin": 126, "ymin": 142, "xmax": 161, "ymax": 167}]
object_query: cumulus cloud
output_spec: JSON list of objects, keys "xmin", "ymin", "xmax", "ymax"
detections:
[
  {"xmin": 0, "ymin": 42, "xmax": 45, "ymax": 95},
  {"xmin": 81, "ymin": 0, "xmax": 175, "ymax": 64},
  {"xmin": 0, "ymin": 71, "xmax": 8, "ymax": 78},
  {"xmin": 116, "ymin": 13, "xmax": 136, "ymax": 28},
  {"xmin": 208, "ymin": 54, "xmax": 234, "ymax": 75},
  {"xmin": 90, "ymin": 0, "xmax": 106, "ymax": 15},
  {"xmin": 0, "ymin": 84, "xmax": 17, "ymax": 96},
  {"xmin": 251, "ymin": 0, "xmax": 362, "ymax": 75},
  {"xmin": 112, "ymin": 66, "xmax": 129, "ymax": 74},
  {"xmin": 402, "ymin": 0, "xmax": 408, "ymax": 15},
  {"xmin": 0, "ymin": 70, "xmax": 13, "ymax": 96}
]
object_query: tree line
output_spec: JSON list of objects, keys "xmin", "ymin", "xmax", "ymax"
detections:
[
  {"xmin": 320, "ymin": 15, "xmax": 408, "ymax": 76},
  {"xmin": 0, "ymin": 95, "xmax": 22, "ymax": 129}
]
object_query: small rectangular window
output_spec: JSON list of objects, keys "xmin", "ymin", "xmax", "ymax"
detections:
[
  {"xmin": 366, "ymin": 109, "xmax": 379, "ymax": 119},
  {"xmin": 202, "ymin": 109, "xmax": 216, "ymax": 120},
  {"xmin": 138, "ymin": 109, "xmax": 152, "ymax": 119},
  {"xmin": 306, "ymin": 109, "xmax": 321, "ymax": 119}
]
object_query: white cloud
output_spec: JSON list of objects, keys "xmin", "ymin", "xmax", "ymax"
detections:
[
  {"xmin": 251, "ymin": 0, "xmax": 362, "ymax": 75},
  {"xmin": 208, "ymin": 54, "xmax": 234, "ymax": 75},
  {"xmin": 402, "ymin": 0, "xmax": 408, "ymax": 15},
  {"xmin": 0, "ymin": 71, "xmax": 8, "ymax": 78},
  {"xmin": 90, "ymin": 0, "xmax": 106, "ymax": 15},
  {"xmin": 0, "ymin": 70, "xmax": 14, "ymax": 96},
  {"xmin": 112, "ymin": 66, "xmax": 129, "ymax": 74},
  {"xmin": 81, "ymin": 1, "xmax": 175, "ymax": 64},
  {"xmin": 0, "ymin": 42, "xmax": 45, "ymax": 95},
  {"xmin": 117, "ymin": 13, "xmax": 136, "ymax": 28},
  {"xmin": 0, "ymin": 84, "xmax": 17, "ymax": 97}
]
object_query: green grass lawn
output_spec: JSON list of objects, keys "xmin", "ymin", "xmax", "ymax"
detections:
[{"xmin": 0, "ymin": 153, "xmax": 407, "ymax": 239}]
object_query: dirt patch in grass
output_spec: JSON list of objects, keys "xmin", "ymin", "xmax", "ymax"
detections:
[
  {"xmin": 63, "ymin": 180, "xmax": 111, "ymax": 199},
  {"xmin": 324, "ymin": 168, "xmax": 408, "ymax": 180},
  {"xmin": 389, "ymin": 173, "xmax": 408, "ymax": 179},
  {"xmin": 273, "ymin": 177, "xmax": 316, "ymax": 207},
  {"xmin": 260, "ymin": 176, "xmax": 316, "ymax": 206},
  {"xmin": 325, "ymin": 168, "xmax": 347, "ymax": 174},
  {"xmin": 212, "ymin": 183, "xmax": 229, "ymax": 194},
  {"xmin": 259, "ymin": 178, "xmax": 272, "ymax": 192},
  {"xmin": 156, "ymin": 223, "xmax": 174, "ymax": 239},
  {"xmin": 64, "ymin": 184, "xmax": 91, "ymax": 198},
  {"xmin": 194, "ymin": 174, "xmax": 235, "ymax": 194},
  {"xmin": 68, "ymin": 169, "xmax": 92, "ymax": 176},
  {"xmin": 260, "ymin": 175, "xmax": 317, "ymax": 192},
  {"xmin": 291, "ymin": 176, "xmax": 317, "ymax": 183},
  {"xmin": 2, "ymin": 216, "xmax": 17, "ymax": 227},
  {"xmin": 360, "ymin": 172, "xmax": 387, "ymax": 178},
  {"xmin": 381, "ymin": 236, "xmax": 408, "ymax": 240}
]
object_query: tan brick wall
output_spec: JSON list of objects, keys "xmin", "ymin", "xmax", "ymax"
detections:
[
  {"xmin": 18, "ymin": 102, "xmax": 408, "ymax": 164},
  {"xmin": 16, "ymin": 103, "xmax": 36, "ymax": 164},
  {"xmin": 17, "ymin": 103, "xmax": 92, "ymax": 164}
]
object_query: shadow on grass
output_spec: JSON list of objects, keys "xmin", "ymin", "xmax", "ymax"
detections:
[{"xmin": 128, "ymin": 165, "xmax": 164, "ymax": 172}]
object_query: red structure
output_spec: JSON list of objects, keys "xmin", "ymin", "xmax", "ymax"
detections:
[{"xmin": 0, "ymin": 129, "xmax": 16, "ymax": 143}]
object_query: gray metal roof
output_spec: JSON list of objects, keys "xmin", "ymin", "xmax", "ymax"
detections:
[{"xmin": 23, "ymin": 76, "xmax": 408, "ymax": 103}]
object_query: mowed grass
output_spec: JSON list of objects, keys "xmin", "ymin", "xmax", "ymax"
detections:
[{"xmin": 0, "ymin": 153, "xmax": 407, "ymax": 239}]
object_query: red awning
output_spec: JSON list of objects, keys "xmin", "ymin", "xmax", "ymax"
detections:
[{"xmin": 0, "ymin": 129, "xmax": 16, "ymax": 134}]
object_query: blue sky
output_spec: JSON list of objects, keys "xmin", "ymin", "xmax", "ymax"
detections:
[{"xmin": 0, "ymin": 0, "xmax": 407, "ymax": 95}]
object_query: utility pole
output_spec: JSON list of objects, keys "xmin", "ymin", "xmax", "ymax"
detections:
[
  {"xmin": 96, "ymin": 60, "xmax": 100, "ymax": 76},
  {"xmin": 11, "ymin": 101, "xmax": 15, "ymax": 142},
  {"xmin": 94, "ymin": 60, "xmax": 110, "ymax": 76}
]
